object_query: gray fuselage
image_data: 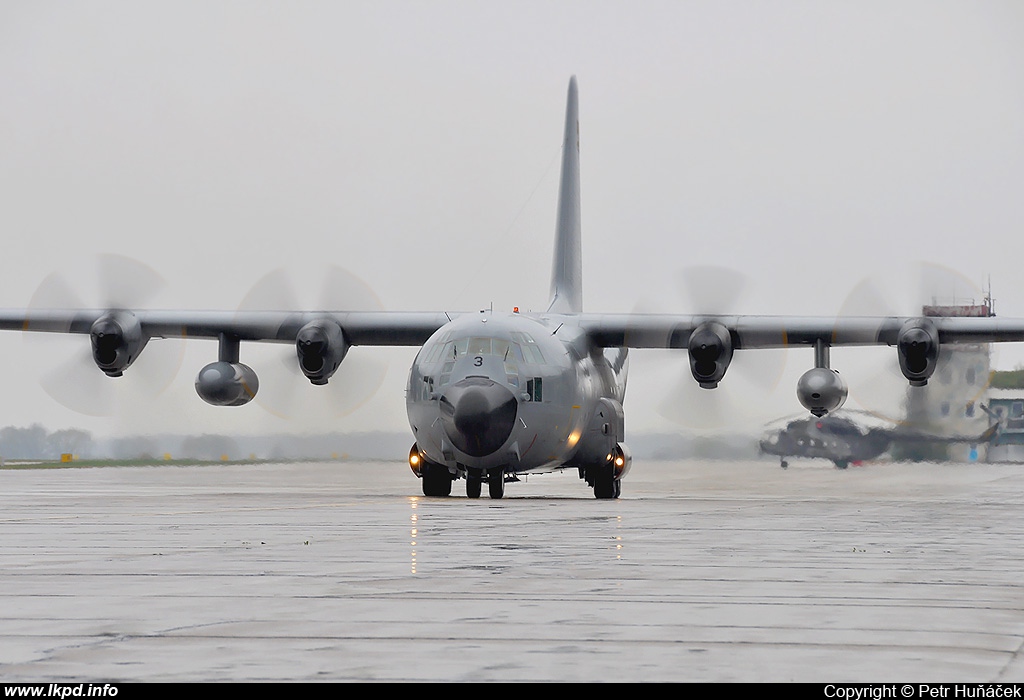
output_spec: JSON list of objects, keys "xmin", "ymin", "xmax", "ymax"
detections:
[{"xmin": 406, "ymin": 310, "xmax": 628, "ymax": 475}]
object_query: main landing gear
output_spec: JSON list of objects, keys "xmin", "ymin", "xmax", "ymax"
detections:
[
  {"xmin": 421, "ymin": 464, "xmax": 453, "ymax": 497},
  {"xmin": 589, "ymin": 463, "xmax": 621, "ymax": 500}
]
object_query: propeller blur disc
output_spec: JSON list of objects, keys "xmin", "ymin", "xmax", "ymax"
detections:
[
  {"xmin": 235, "ymin": 265, "xmax": 389, "ymax": 420},
  {"xmin": 25, "ymin": 254, "xmax": 184, "ymax": 416},
  {"xmin": 834, "ymin": 261, "xmax": 993, "ymax": 427},
  {"xmin": 640, "ymin": 265, "xmax": 789, "ymax": 432}
]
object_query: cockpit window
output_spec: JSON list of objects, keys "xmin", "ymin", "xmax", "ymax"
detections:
[
  {"xmin": 421, "ymin": 342, "xmax": 444, "ymax": 364},
  {"xmin": 511, "ymin": 331, "xmax": 544, "ymax": 363},
  {"xmin": 444, "ymin": 337, "xmax": 518, "ymax": 359},
  {"xmin": 468, "ymin": 337, "xmax": 491, "ymax": 355},
  {"xmin": 437, "ymin": 335, "xmax": 541, "ymax": 366}
]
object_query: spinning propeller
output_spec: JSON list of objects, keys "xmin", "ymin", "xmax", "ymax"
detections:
[
  {"xmin": 834, "ymin": 261, "xmax": 992, "ymax": 427},
  {"xmin": 235, "ymin": 265, "xmax": 389, "ymax": 420},
  {"xmin": 637, "ymin": 265, "xmax": 789, "ymax": 432},
  {"xmin": 25, "ymin": 254, "xmax": 185, "ymax": 417}
]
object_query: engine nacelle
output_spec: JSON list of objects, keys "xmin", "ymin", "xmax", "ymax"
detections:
[
  {"xmin": 195, "ymin": 361, "xmax": 259, "ymax": 406},
  {"xmin": 897, "ymin": 318, "xmax": 939, "ymax": 387},
  {"xmin": 90, "ymin": 311, "xmax": 146, "ymax": 377},
  {"xmin": 687, "ymin": 322, "xmax": 734, "ymax": 389},
  {"xmin": 296, "ymin": 319, "xmax": 349, "ymax": 385},
  {"xmin": 797, "ymin": 367, "xmax": 848, "ymax": 417}
]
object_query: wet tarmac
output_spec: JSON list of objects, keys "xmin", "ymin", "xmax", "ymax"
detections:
[{"xmin": 1, "ymin": 458, "xmax": 1023, "ymax": 682}]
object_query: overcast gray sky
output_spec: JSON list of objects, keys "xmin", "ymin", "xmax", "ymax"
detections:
[{"xmin": 1, "ymin": 1, "xmax": 1023, "ymax": 437}]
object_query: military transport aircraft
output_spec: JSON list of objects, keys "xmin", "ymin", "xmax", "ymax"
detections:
[
  {"xmin": 758, "ymin": 411, "xmax": 999, "ymax": 469},
  {"xmin": 4, "ymin": 76, "xmax": 1024, "ymax": 499}
]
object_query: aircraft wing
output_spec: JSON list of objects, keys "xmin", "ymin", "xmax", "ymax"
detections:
[
  {"xmin": 576, "ymin": 314, "xmax": 1024, "ymax": 349},
  {"xmin": 0, "ymin": 309, "xmax": 452, "ymax": 346},
  {"xmin": 5, "ymin": 306, "xmax": 1024, "ymax": 418},
  {"xmin": 0, "ymin": 307, "xmax": 456, "ymax": 404},
  {"xmin": 11, "ymin": 309, "xmax": 1024, "ymax": 347},
  {"xmin": 577, "ymin": 313, "xmax": 1024, "ymax": 416}
]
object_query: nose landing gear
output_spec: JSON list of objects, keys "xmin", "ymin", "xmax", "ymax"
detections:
[
  {"xmin": 488, "ymin": 470, "xmax": 506, "ymax": 499},
  {"xmin": 465, "ymin": 468, "xmax": 507, "ymax": 499}
]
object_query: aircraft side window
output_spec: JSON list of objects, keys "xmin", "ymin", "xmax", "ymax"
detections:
[
  {"xmin": 965, "ymin": 367, "xmax": 976, "ymax": 385},
  {"xmin": 421, "ymin": 376, "xmax": 435, "ymax": 401},
  {"xmin": 965, "ymin": 401, "xmax": 975, "ymax": 418},
  {"xmin": 527, "ymin": 377, "xmax": 543, "ymax": 402},
  {"xmin": 941, "ymin": 402, "xmax": 951, "ymax": 417},
  {"xmin": 1012, "ymin": 401, "xmax": 1024, "ymax": 419}
]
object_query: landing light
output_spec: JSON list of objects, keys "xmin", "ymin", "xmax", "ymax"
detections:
[
  {"xmin": 408, "ymin": 446, "xmax": 423, "ymax": 477},
  {"xmin": 567, "ymin": 429, "xmax": 581, "ymax": 448}
]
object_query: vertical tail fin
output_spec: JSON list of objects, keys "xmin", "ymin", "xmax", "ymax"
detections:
[{"xmin": 548, "ymin": 76, "xmax": 582, "ymax": 314}]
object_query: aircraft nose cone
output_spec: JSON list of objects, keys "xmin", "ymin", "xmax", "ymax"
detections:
[{"xmin": 439, "ymin": 377, "xmax": 518, "ymax": 457}]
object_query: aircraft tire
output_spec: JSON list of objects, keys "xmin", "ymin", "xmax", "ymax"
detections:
[
  {"xmin": 488, "ymin": 470, "xmax": 505, "ymax": 499},
  {"xmin": 592, "ymin": 465, "xmax": 617, "ymax": 499},
  {"xmin": 466, "ymin": 471, "xmax": 482, "ymax": 499},
  {"xmin": 834, "ymin": 460, "xmax": 849, "ymax": 470},
  {"xmin": 422, "ymin": 465, "xmax": 453, "ymax": 497}
]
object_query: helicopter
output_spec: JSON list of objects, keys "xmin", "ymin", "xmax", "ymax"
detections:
[{"xmin": 758, "ymin": 410, "xmax": 999, "ymax": 469}]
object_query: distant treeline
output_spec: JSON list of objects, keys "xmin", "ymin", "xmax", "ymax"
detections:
[
  {"xmin": 0, "ymin": 426, "xmax": 412, "ymax": 462},
  {"xmin": 0, "ymin": 425, "xmax": 763, "ymax": 462}
]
